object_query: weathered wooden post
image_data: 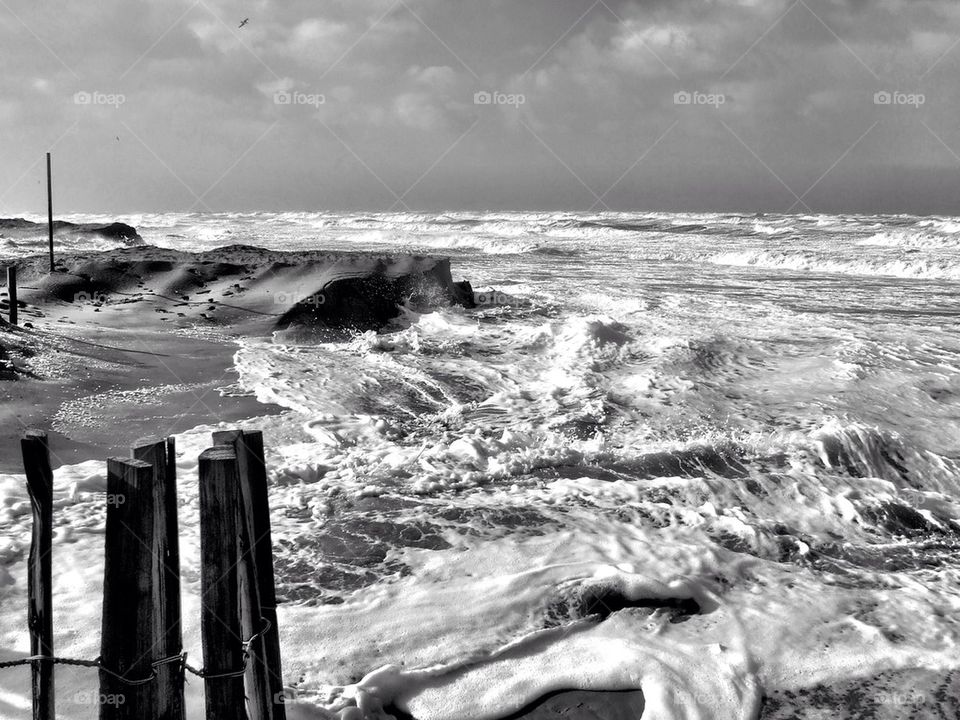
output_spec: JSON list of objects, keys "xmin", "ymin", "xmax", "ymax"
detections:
[
  {"xmin": 6, "ymin": 266, "xmax": 17, "ymax": 326},
  {"xmin": 132, "ymin": 437, "xmax": 184, "ymax": 720},
  {"xmin": 213, "ymin": 430, "xmax": 285, "ymax": 719},
  {"xmin": 198, "ymin": 446, "xmax": 246, "ymax": 719},
  {"xmin": 46, "ymin": 152, "xmax": 54, "ymax": 273},
  {"xmin": 21, "ymin": 430, "xmax": 54, "ymax": 720},
  {"xmin": 100, "ymin": 457, "xmax": 157, "ymax": 719}
]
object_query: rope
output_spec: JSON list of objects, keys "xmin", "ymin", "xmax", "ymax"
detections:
[
  {"xmin": 0, "ymin": 617, "xmax": 273, "ymax": 684},
  {"xmin": 0, "ymin": 656, "xmax": 156, "ymax": 685},
  {"xmin": 183, "ymin": 617, "xmax": 272, "ymax": 679},
  {"xmin": 0, "ymin": 656, "xmax": 99, "ymax": 670}
]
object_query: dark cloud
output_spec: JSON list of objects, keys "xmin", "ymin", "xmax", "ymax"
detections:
[{"xmin": 2, "ymin": 0, "xmax": 959, "ymax": 213}]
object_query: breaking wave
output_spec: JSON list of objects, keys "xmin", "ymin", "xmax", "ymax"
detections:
[{"xmin": 708, "ymin": 249, "xmax": 960, "ymax": 280}]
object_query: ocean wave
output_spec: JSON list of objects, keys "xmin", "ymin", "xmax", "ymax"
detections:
[
  {"xmin": 565, "ymin": 219, "xmax": 661, "ymax": 233},
  {"xmin": 405, "ymin": 235, "xmax": 562, "ymax": 255},
  {"xmin": 750, "ymin": 221, "xmax": 795, "ymax": 236},
  {"xmin": 856, "ymin": 230, "xmax": 960, "ymax": 249},
  {"xmin": 532, "ymin": 246, "xmax": 579, "ymax": 257},
  {"xmin": 708, "ymin": 249, "xmax": 960, "ymax": 280},
  {"xmin": 917, "ymin": 218, "xmax": 960, "ymax": 234},
  {"xmin": 807, "ymin": 420, "xmax": 960, "ymax": 499}
]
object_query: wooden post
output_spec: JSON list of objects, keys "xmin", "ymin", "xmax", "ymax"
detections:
[
  {"xmin": 213, "ymin": 430, "xmax": 285, "ymax": 720},
  {"xmin": 21, "ymin": 430, "xmax": 54, "ymax": 720},
  {"xmin": 7, "ymin": 266, "xmax": 17, "ymax": 326},
  {"xmin": 132, "ymin": 437, "xmax": 184, "ymax": 720},
  {"xmin": 100, "ymin": 457, "xmax": 157, "ymax": 720},
  {"xmin": 46, "ymin": 152, "xmax": 54, "ymax": 273},
  {"xmin": 198, "ymin": 446, "xmax": 246, "ymax": 719}
]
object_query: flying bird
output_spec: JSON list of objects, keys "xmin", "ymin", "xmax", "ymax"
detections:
[{"xmin": 239, "ymin": 17, "xmax": 249, "ymax": 28}]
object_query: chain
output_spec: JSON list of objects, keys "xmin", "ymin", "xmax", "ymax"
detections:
[{"xmin": 0, "ymin": 617, "xmax": 272, "ymax": 685}]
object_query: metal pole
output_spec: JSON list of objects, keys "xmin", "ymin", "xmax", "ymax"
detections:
[
  {"xmin": 6, "ymin": 266, "xmax": 17, "ymax": 326},
  {"xmin": 46, "ymin": 153, "xmax": 54, "ymax": 273}
]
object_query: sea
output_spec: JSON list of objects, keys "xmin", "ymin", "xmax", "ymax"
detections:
[{"xmin": 1, "ymin": 211, "xmax": 959, "ymax": 719}]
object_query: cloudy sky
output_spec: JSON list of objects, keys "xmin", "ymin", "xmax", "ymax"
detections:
[{"xmin": 2, "ymin": 0, "xmax": 960, "ymax": 214}]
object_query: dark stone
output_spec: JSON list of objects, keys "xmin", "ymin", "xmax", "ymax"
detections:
[
  {"xmin": 275, "ymin": 258, "xmax": 472, "ymax": 332},
  {"xmin": 0, "ymin": 217, "xmax": 141, "ymax": 243},
  {"xmin": 545, "ymin": 583, "xmax": 701, "ymax": 627}
]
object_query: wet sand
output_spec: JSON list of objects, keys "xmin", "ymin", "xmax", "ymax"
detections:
[{"xmin": 0, "ymin": 323, "xmax": 282, "ymax": 471}]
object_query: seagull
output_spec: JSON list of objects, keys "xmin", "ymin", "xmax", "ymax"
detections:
[{"xmin": 239, "ymin": 17, "xmax": 249, "ymax": 28}]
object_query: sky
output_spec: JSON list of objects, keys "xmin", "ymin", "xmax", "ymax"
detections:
[{"xmin": 2, "ymin": 0, "xmax": 960, "ymax": 215}]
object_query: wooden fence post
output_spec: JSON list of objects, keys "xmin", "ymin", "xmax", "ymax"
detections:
[
  {"xmin": 21, "ymin": 430, "xmax": 54, "ymax": 720},
  {"xmin": 198, "ymin": 446, "xmax": 246, "ymax": 719},
  {"xmin": 100, "ymin": 458, "xmax": 157, "ymax": 720},
  {"xmin": 132, "ymin": 437, "xmax": 184, "ymax": 720},
  {"xmin": 7, "ymin": 266, "xmax": 17, "ymax": 326},
  {"xmin": 213, "ymin": 430, "xmax": 285, "ymax": 719}
]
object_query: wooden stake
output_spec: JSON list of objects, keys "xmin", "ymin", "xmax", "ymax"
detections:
[
  {"xmin": 100, "ymin": 457, "xmax": 157, "ymax": 720},
  {"xmin": 213, "ymin": 430, "xmax": 285, "ymax": 719},
  {"xmin": 198, "ymin": 446, "xmax": 246, "ymax": 719},
  {"xmin": 132, "ymin": 437, "xmax": 184, "ymax": 720},
  {"xmin": 20, "ymin": 430, "xmax": 54, "ymax": 720}
]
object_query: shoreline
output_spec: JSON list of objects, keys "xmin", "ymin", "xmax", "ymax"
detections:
[{"xmin": 0, "ymin": 322, "xmax": 284, "ymax": 472}]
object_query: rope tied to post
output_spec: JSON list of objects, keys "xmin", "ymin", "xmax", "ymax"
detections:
[
  {"xmin": 183, "ymin": 617, "xmax": 272, "ymax": 679},
  {"xmin": 0, "ymin": 655, "xmax": 156, "ymax": 685},
  {"xmin": 0, "ymin": 655, "xmax": 99, "ymax": 671},
  {"xmin": 0, "ymin": 618, "xmax": 271, "ymax": 684}
]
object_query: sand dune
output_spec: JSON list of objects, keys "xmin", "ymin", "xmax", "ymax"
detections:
[
  {"xmin": 9, "ymin": 244, "xmax": 473, "ymax": 336},
  {"xmin": 0, "ymin": 244, "xmax": 474, "ymax": 469}
]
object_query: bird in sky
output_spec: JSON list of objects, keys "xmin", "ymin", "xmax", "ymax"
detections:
[{"xmin": 239, "ymin": 17, "xmax": 249, "ymax": 28}]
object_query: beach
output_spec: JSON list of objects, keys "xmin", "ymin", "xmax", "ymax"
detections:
[{"xmin": 0, "ymin": 211, "xmax": 959, "ymax": 719}]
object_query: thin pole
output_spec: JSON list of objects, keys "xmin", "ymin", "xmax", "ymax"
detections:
[
  {"xmin": 6, "ymin": 266, "xmax": 17, "ymax": 326},
  {"xmin": 46, "ymin": 153, "xmax": 53, "ymax": 273}
]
